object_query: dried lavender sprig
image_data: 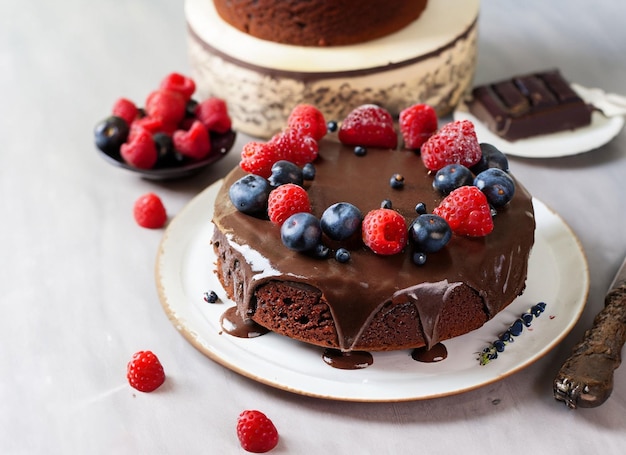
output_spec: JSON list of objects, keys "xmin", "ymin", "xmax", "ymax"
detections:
[{"xmin": 478, "ymin": 302, "xmax": 547, "ymax": 365}]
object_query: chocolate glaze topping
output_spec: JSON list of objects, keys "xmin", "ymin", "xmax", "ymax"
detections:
[{"xmin": 212, "ymin": 140, "xmax": 535, "ymax": 351}]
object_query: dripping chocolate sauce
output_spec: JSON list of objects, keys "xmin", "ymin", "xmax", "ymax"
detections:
[
  {"xmin": 220, "ymin": 307, "xmax": 269, "ymax": 338},
  {"xmin": 221, "ymin": 308, "xmax": 447, "ymax": 368},
  {"xmin": 322, "ymin": 349, "xmax": 373, "ymax": 370},
  {"xmin": 411, "ymin": 342, "xmax": 448, "ymax": 363}
]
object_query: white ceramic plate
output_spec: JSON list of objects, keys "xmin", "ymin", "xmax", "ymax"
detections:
[
  {"xmin": 156, "ymin": 181, "xmax": 589, "ymax": 402},
  {"xmin": 453, "ymin": 84, "xmax": 624, "ymax": 158}
]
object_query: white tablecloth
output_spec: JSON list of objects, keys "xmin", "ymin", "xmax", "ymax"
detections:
[{"xmin": 2, "ymin": 1, "xmax": 625, "ymax": 453}]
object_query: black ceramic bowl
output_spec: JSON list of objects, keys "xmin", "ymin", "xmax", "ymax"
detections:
[{"xmin": 96, "ymin": 129, "xmax": 236, "ymax": 180}]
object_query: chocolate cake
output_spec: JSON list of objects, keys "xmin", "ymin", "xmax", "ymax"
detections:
[
  {"xmin": 211, "ymin": 138, "xmax": 535, "ymax": 353},
  {"xmin": 212, "ymin": 0, "xmax": 428, "ymax": 46},
  {"xmin": 467, "ymin": 70, "xmax": 593, "ymax": 141},
  {"xmin": 186, "ymin": 0, "xmax": 480, "ymax": 138}
]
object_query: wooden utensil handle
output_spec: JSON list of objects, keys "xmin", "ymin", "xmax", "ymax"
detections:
[{"xmin": 553, "ymin": 285, "xmax": 626, "ymax": 408}]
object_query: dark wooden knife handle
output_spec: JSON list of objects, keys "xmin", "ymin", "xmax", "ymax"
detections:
[{"xmin": 553, "ymin": 284, "xmax": 626, "ymax": 408}]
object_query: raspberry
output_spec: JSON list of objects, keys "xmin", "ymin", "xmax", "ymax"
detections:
[
  {"xmin": 287, "ymin": 104, "xmax": 327, "ymax": 140},
  {"xmin": 172, "ymin": 120, "xmax": 211, "ymax": 160},
  {"xmin": 145, "ymin": 88, "xmax": 186, "ymax": 128},
  {"xmin": 240, "ymin": 141, "xmax": 281, "ymax": 178},
  {"xmin": 129, "ymin": 116, "xmax": 176, "ymax": 141},
  {"xmin": 133, "ymin": 193, "xmax": 167, "ymax": 229},
  {"xmin": 433, "ymin": 186, "xmax": 494, "ymax": 237},
  {"xmin": 120, "ymin": 128, "xmax": 158, "ymax": 169},
  {"xmin": 126, "ymin": 350, "xmax": 165, "ymax": 392},
  {"xmin": 399, "ymin": 103, "xmax": 438, "ymax": 150},
  {"xmin": 269, "ymin": 127, "xmax": 318, "ymax": 166},
  {"xmin": 338, "ymin": 104, "xmax": 398, "ymax": 149},
  {"xmin": 267, "ymin": 183, "xmax": 311, "ymax": 226},
  {"xmin": 236, "ymin": 410, "xmax": 279, "ymax": 453},
  {"xmin": 112, "ymin": 98, "xmax": 138, "ymax": 126},
  {"xmin": 194, "ymin": 97, "xmax": 232, "ymax": 133},
  {"xmin": 420, "ymin": 119, "xmax": 482, "ymax": 171},
  {"xmin": 159, "ymin": 72, "xmax": 196, "ymax": 101},
  {"xmin": 361, "ymin": 208, "xmax": 408, "ymax": 255}
]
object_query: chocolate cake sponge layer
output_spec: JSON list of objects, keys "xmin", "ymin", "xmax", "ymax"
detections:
[
  {"xmin": 212, "ymin": 0, "xmax": 428, "ymax": 46},
  {"xmin": 211, "ymin": 139, "xmax": 535, "ymax": 352},
  {"xmin": 213, "ymin": 228, "xmax": 489, "ymax": 351}
]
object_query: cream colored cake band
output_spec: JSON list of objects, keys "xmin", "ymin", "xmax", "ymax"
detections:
[{"xmin": 186, "ymin": 0, "xmax": 480, "ymax": 138}]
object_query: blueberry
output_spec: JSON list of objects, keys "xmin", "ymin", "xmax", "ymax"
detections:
[
  {"xmin": 499, "ymin": 331, "xmax": 513, "ymax": 343},
  {"xmin": 320, "ymin": 202, "xmax": 363, "ymax": 241},
  {"xmin": 415, "ymin": 202, "xmax": 427, "ymax": 215},
  {"xmin": 474, "ymin": 168, "xmax": 515, "ymax": 208},
  {"xmin": 94, "ymin": 115, "xmax": 129, "ymax": 157},
  {"xmin": 302, "ymin": 163, "xmax": 316, "ymax": 180},
  {"xmin": 312, "ymin": 243, "xmax": 331, "ymax": 259},
  {"xmin": 185, "ymin": 98, "xmax": 199, "ymax": 118},
  {"xmin": 153, "ymin": 132, "xmax": 186, "ymax": 168},
  {"xmin": 409, "ymin": 214, "xmax": 452, "ymax": 253},
  {"xmin": 354, "ymin": 145, "xmax": 367, "ymax": 156},
  {"xmin": 412, "ymin": 251, "xmax": 427, "ymax": 266},
  {"xmin": 390, "ymin": 173, "xmax": 405, "ymax": 189},
  {"xmin": 228, "ymin": 174, "xmax": 272, "ymax": 215},
  {"xmin": 281, "ymin": 212, "xmax": 322, "ymax": 252},
  {"xmin": 432, "ymin": 164, "xmax": 474, "ymax": 194},
  {"xmin": 472, "ymin": 143, "xmax": 509, "ymax": 174},
  {"xmin": 327, "ymin": 120, "xmax": 338, "ymax": 133},
  {"xmin": 203, "ymin": 290, "xmax": 218, "ymax": 303},
  {"xmin": 335, "ymin": 248, "xmax": 351, "ymax": 263},
  {"xmin": 268, "ymin": 160, "xmax": 303, "ymax": 187},
  {"xmin": 380, "ymin": 199, "xmax": 392, "ymax": 209}
]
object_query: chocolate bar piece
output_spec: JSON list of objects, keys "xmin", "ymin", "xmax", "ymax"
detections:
[{"xmin": 468, "ymin": 70, "xmax": 592, "ymax": 141}]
